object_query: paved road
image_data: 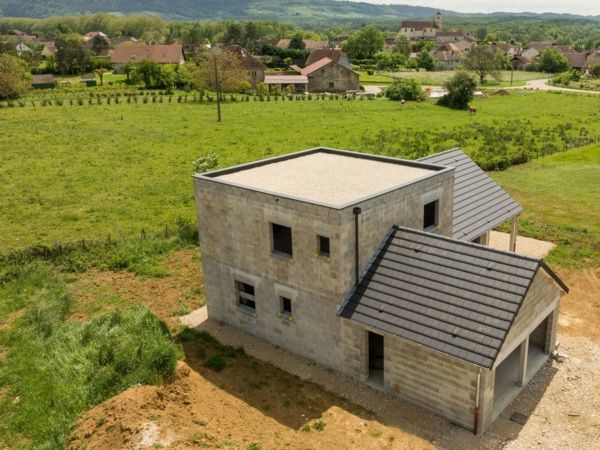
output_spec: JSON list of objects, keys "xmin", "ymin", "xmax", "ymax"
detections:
[{"xmin": 521, "ymin": 78, "xmax": 600, "ymax": 94}]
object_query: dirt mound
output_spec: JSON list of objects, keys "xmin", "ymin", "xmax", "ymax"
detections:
[
  {"xmin": 69, "ymin": 360, "xmax": 433, "ymax": 450},
  {"xmin": 494, "ymin": 89, "xmax": 510, "ymax": 96}
]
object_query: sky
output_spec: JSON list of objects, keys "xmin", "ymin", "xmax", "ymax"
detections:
[{"xmin": 354, "ymin": 1, "xmax": 600, "ymax": 16}]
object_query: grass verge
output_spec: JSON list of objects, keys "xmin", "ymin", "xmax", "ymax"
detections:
[{"xmin": 491, "ymin": 144, "xmax": 600, "ymax": 268}]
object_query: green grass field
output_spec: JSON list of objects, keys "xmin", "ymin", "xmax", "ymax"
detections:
[
  {"xmin": 1, "ymin": 91, "xmax": 599, "ymax": 259},
  {"xmin": 363, "ymin": 70, "xmax": 548, "ymax": 87},
  {"xmin": 491, "ymin": 145, "xmax": 600, "ymax": 267}
]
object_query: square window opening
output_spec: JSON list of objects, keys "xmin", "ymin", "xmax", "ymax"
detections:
[
  {"xmin": 271, "ymin": 223, "xmax": 293, "ymax": 257},
  {"xmin": 280, "ymin": 297, "xmax": 292, "ymax": 316},
  {"xmin": 318, "ymin": 235, "xmax": 330, "ymax": 257},
  {"xmin": 328, "ymin": 81, "xmax": 335, "ymax": 89},
  {"xmin": 236, "ymin": 280, "xmax": 256, "ymax": 311},
  {"xmin": 423, "ymin": 200, "xmax": 439, "ymax": 230}
]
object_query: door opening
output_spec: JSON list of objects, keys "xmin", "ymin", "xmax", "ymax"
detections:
[{"xmin": 368, "ymin": 331, "xmax": 384, "ymax": 385}]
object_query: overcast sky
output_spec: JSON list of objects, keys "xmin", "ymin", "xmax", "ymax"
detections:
[{"xmin": 354, "ymin": 1, "xmax": 600, "ymax": 16}]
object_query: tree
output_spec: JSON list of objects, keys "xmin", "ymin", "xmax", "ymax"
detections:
[
  {"xmin": 288, "ymin": 31, "xmax": 305, "ymax": 50},
  {"xmin": 123, "ymin": 62, "xmax": 135, "ymax": 82},
  {"xmin": 538, "ymin": 48, "xmax": 570, "ymax": 73},
  {"xmin": 464, "ymin": 45, "xmax": 504, "ymax": 83},
  {"xmin": 223, "ymin": 23, "xmax": 244, "ymax": 46},
  {"xmin": 437, "ymin": 70, "xmax": 477, "ymax": 110},
  {"xmin": 90, "ymin": 35, "xmax": 110, "ymax": 55},
  {"xmin": 342, "ymin": 25, "xmax": 384, "ymax": 60},
  {"xmin": 385, "ymin": 77, "xmax": 422, "ymax": 101},
  {"xmin": 374, "ymin": 51, "xmax": 393, "ymax": 69},
  {"xmin": 134, "ymin": 60, "xmax": 162, "ymax": 88},
  {"xmin": 394, "ymin": 34, "xmax": 411, "ymax": 58},
  {"xmin": 55, "ymin": 34, "xmax": 87, "ymax": 74},
  {"xmin": 193, "ymin": 50, "xmax": 248, "ymax": 122},
  {"xmin": 94, "ymin": 67, "xmax": 107, "ymax": 85},
  {"xmin": 0, "ymin": 54, "xmax": 31, "ymax": 100},
  {"xmin": 417, "ymin": 50, "xmax": 435, "ymax": 71},
  {"xmin": 590, "ymin": 65, "xmax": 600, "ymax": 79}
]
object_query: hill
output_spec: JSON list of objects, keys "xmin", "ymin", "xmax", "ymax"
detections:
[
  {"xmin": 1, "ymin": 0, "xmax": 598, "ymax": 25},
  {"xmin": 0, "ymin": 0, "xmax": 447, "ymax": 21}
]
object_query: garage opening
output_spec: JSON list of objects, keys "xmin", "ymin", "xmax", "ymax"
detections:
[
  {"xmin": 527, "ymin": 314, "xmax": 551, "ymax": 375},
  {"xmin": 493, "ymin": 345, "xmax": 520, "ymax": 412},
  {"xmin": 368, "ymin": 331, "xmax": 384, "ymax": 386}
]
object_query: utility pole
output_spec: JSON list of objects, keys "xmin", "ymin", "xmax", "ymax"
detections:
[{"xmin": 213, "ymin": 55, "xmax": 222, "ymax": 122}]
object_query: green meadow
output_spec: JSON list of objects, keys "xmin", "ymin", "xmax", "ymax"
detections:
[{"xmin": 1, "ymin": 90, "xmax": 599, "ymax": 264}]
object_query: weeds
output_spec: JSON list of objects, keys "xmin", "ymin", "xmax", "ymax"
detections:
[
  {"xmin": 312, "ymin": 419, "xmax": 327, "ymax": 431},
  {"xmin": 0, "ymin": 263, "xmax": 182, "ymax": 449},
  {"xmin": 179, "ymin": 328, "xmax": 245, "ymax": 372}
]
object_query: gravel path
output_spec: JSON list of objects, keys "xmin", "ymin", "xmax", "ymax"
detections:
[
  {"xmin": 522, "ymin": 79, "xmax": 600, "ymax": 95},
  {"xmin": 489, "ymin": 231, "xmax": 555, "ymax": 259}
]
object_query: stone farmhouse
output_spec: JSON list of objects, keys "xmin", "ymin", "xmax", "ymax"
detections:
[
  {"xmin": 299, "ymin": 58, "xmax": 359, "ymax": 92},
  {"xmin": 193, "ymin": 147, "xmax": 567, "ymax": 434},
  {"xmin": 400, "ymin": 11, "xmax": 443, "ymax": 40}
]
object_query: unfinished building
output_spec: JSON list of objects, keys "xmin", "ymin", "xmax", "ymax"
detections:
[{"xmin": 193, "ymin": 147, "xmax": 567, "ymax": 434}]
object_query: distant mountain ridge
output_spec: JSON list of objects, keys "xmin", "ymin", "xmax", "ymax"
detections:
[{"xmin": 0, "ymin": 0, "xmax": 598, "ymax": 23}]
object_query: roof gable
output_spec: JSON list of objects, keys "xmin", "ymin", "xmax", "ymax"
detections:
[
  {"xmin": 338, "ymin": 226, "xmax": 565, "ymax": 368},
  {"xmin": 419, "ymin": 148, "xmax": 523, "ymax": 241}
]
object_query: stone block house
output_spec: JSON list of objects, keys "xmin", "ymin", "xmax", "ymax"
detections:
[
  {"xmin": 193, "ymin": 147, "xmax": 567, "ymax": 434},
  {"xmin": 300, "ymin": 58, "xmax": 359, "ymax": 92}
]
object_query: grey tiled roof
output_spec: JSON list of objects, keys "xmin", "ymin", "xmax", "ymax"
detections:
[
  {"xmin": 338, "ymin": 226, "xmax": 546, "ymax": 368},
  {"xmin": 419, "ymin": 148, "xmax": 523, "ymax": 241}
]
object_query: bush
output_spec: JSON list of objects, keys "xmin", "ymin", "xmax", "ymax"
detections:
[
  {"xmin": 385, "ymin": 78, "xmax": 423, "ymax": 101},
  {"xmin": 193, "ymin": 152, "xmax": 219, "ymax": 173},
  {"xmin": 437, "ymin": 70, "xmax": 477, "ymax": 110},
  {"xmin": 204, "ymin": 354, "xmax": 226, "ymax": 372}
]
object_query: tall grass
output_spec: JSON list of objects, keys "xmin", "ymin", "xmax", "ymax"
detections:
[{"xmin": 0, "ymin": 263, "xmax": 182, "ymax": 449}]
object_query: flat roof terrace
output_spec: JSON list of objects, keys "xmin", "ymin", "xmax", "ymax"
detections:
[{"xmin": 198, "ymin": 148, "xmax": 448, "ymax": 208}]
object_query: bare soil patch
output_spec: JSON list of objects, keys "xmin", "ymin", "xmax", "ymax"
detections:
[
  {"xmin": 70, "ymin": 249, "xmax": 204, "ymax": 324},
  {"xmin": 556, "ymin": 268, "xmax": 600, "ymax": 340}
]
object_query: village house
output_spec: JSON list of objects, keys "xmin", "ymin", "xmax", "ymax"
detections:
[
  {"xmin": 433, "ymin": 43, "xmax": 463, "ymax": 70},
  {"xmin": 193, "ymin": 147, "xmax": 567, "ymax": 435},
  {"xmin": 435, "ymin": 29, "xmax": 474, "ymax": 44},
  {"xmin": 276, "ymin": 38, "xmax": 329, "ymax": 51},
  {"xmin": 305, "ymin": 48, "xmax": 351, "ymax": 69},
  {"xmin": 563, "ymin": 52, "xmax": 590, "ymax": 72},
  {"xmin": 494, "ymin": 43, "xmax": 522, "ymax": 60},
  {"xmin": 110, "ymin": 44, "xmax": 185, "ymax": 72},
  {"xmin": 400, "ymin": 11, "xmax": 443, "ymax": 40},
  {"xmin": 587, "ymin": 51, "xmax": 600, "ymax": 69},
  {"xmin": 300, "ymin": 58, "xmax": 359, "ymax": 92}
]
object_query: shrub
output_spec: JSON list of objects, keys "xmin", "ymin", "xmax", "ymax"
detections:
[
  {"xmin": 437, "ymin": 70, "xmax": 477, "ymax": 110},
  {"xmin": 312, "ymin": 420, "xmax": 327, "ymax": 431},
  {"xmin": 193, "ymin": 152, "xmax": 219, "ymax": 173},
  {"xmin": 205, "ymin": 354, "xmax": 226, "ymax": 372},
  {"xmin": 385, "ymin": 78, "xmax": 423, "ymax": 101}
]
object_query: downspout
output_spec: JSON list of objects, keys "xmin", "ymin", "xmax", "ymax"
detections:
[
  {"xmin": 473, "ymin": 368, "xmax": 482, "ymax": 435},
  {"xmin": 353, "ymin": 207, "xmax": 362, "ymax": 286}
]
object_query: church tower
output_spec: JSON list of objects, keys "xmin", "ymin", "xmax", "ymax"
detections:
[{"xmin": 434, "ymin": 11, "xmax": 442, "ymax": 29}]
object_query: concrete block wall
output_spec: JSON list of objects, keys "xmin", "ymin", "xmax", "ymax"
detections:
[{"xmin": 384, "ymin": 335, "xmax": 480, "ymax": 430}]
